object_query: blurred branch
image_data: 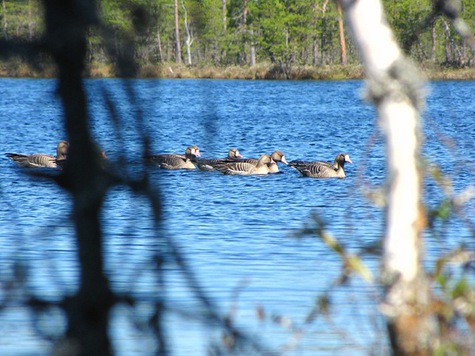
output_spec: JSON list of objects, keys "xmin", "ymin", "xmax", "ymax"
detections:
[
  {"xmin": 297, "ymin": 213, "xmax": 374, "ymax": 283},
  {"xmin": 40, "ymin": 0, "xmax": 116, "ymax": 354},
  {"xmin": 433, "ymin": 0, "xmax": 475, "ymax": 51}
]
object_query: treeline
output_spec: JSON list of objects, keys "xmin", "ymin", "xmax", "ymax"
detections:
[{"xmin": 1, "ymin": 0, "xmax": 475, "ymax": 77}]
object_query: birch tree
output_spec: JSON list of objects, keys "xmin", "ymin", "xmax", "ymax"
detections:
[
  {"xmin": 342, "ymin": 0, "xmax": 433, "ymax": 353},
  {"xmin": 174, "ymin": 0, "xmax": 182, "ymax": 63},
  {"xmin": 181, "ymin": 0, "xmax": 193, "ymax": 66},
  {"xmin": 2, "ymin": 0, "xmax": 8, "ymax": 40}
]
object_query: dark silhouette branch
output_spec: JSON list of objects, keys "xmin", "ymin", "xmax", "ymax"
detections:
[{"xmin": 41, "ymin": 0, "xmax": 114, "ymax": 354}]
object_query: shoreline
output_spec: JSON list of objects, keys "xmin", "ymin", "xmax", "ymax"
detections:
[{"xmin": 1, "ymin": 61, "xmax": 475, "ymax": 80}]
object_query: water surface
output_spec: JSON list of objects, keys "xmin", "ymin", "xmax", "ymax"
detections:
[{"xmin": 0, "ymin": 78, "xmax": 474, "ymax": 355}]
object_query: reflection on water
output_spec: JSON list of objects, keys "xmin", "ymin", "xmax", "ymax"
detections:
[{"xmin": 0, "ymin": 79, "xmax": 474, "ymax": 354}]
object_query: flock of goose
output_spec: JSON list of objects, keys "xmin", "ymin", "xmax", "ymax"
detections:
[{"xmin": 5, "ymin": 142, "xmax": 353, "ymax": 178}]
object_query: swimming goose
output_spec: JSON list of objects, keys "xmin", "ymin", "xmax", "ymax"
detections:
[
  {"xmin": 235, "ymin": 150, "xmax": 288, "ymax": 173},
  {"xmin": 145, "ymin": 145, "xmax": 201, "ymax": 170},
  {"xmin": 267, "ymin": 150, "xmax": 288, "ymax": 173},
  {"xmin": 215, "ymin": 154, "xmax": 275, "ymax": 175},
  {"xmin": 289, "ymin": 153, "xmax": 352, "ymax": 178},
  {"xmin": 5, "ymin": 141, "xmax": 70, "ymax": 169},
  {"xmin": 197, "ymin": 148, "xmax": 243, "ymax": 171}
]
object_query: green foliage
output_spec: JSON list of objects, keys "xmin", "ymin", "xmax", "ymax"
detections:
[
  {"xmin": 1, "ymin": 0, "xmax": 474, "ymax": 70},
  {"xmin": 432, "ymin": 248, "xmax": 475, "ymax": 352},
  {"xmin": 250, "ymin": 0, "xmax": 317, "ymax": 69},
  {"xmin": 1, "ymin": 0, "xmax": 43, "ymax": 40},
  {"xmin": 383, "ymin": 0, "xmax": 432, "ymax": 53},
  {"xmin": 192, "ymin": 0, "xmax": 225, "ymax": 41},
  {"xmin": 100, "ymin": 1, "xmax": 131, "ymax": 33}
]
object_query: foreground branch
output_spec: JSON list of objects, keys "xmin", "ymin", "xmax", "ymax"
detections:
[{"xmin": 42, "ymin": 0, "xmax": 114, "ymax": 354}]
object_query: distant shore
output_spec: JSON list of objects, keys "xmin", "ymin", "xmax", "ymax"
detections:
[{"xmin": 1, "ymin": 60, "xmax": 474, "ymax": 80}]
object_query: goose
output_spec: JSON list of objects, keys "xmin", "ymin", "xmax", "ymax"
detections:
[
  {"xmin": 197, "ymin": 148, "xmax": 243, "ymax": 171},
  {"xmin": 215, "ymin": 154, "xmax": 274, "ymax": 175},
  {"xmin": 145, "ymin": 145, "xmax": 201, "ymax": 170},
  {"xmin": 5, "ymin": 141, "xmax": 69, "ymax": 169},
  {"xmin": 233, "ymin": 150, "xmax": 288, "ymax": 173},
  {"xmin": 289, "ymin": 153, "xmax": 352, "ymax": 178}
]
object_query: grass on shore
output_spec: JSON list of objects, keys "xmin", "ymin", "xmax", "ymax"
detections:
[
  {"xmin": 1, "ymin": 58, "xmax": 475, "ymax": 80},
  {"xmin": 132, "ymin": 62, "xmax": 366, "ymax": 80}
]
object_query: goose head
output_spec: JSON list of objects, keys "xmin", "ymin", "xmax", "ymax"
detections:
[
  {"xmin": 256, "ymin": 154, "xmax": 273, "ymax": 168},
  {"xmin": 335, "ymin": 153, "xmax": 352, "ymax": 167},
  {"xmin": 228, "ymin": 148, "xmax": 243, "ymax": 159},
  {"xmin": 185, "ymin": 145, "xmax": 201, "ymax": 160},
  {"xmin": 57, "ymin": 141, "xmax": 70, "ymax": 159},
  {"xmin": 271, "ymin": 150, "xmax": 288, "ymax": 165}
]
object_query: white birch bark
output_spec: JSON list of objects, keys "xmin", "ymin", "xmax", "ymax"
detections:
[
  {"xmin": 342, "ymin": 0, "xmax": 434, "ymax": 353},
  {"xmin": 174, "ymin": 0, "xmax": 182, "ymax": 64},
  {"xmin": 181, "ymin": 0, "xmax": 193, "ymax": 66},
  {"xmin": 222, "ymin": 0, "xmax": 227, "ymax": 33},
  {"xmin": 2, "ymin": 0, "xmax": 8, "ymax": 40},
  {"xmin": 156, "ymin": 27, "xmax": 163, "ymax": 62},
  {"xmin": 343, "ymin": 0, "xmax": 424, "ymax": 282}
]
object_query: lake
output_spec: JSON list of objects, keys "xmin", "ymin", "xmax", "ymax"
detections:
[{"xmin": 0, "ymin": 78, "xmax": 474, "ymax": 355}]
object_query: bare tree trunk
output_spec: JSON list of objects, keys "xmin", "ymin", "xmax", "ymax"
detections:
[
  {"xmin": 461, "ymin": 43, "xmax": 466, "ymax": 66},
  {"xmin": 343, "ymin": 0, "xmax": 435, "ymax": 354},
  {"xmin": 319, "ymin": 0, "xmax": 329, "ymax": 65},
  {"xmin": 28, "ymin": 0, "xmax": 34, "ymax": 40},
  {"xmin": 312, "ymin": 1, "xmax": 318, "ymax": 66},
  {"xmin": 221, "ymin": 0, "xmax": 227, "ymax": 63},
  {"xmin": 174, "ymin": 0, "xmax": 182, "ymax": 64},
  {"xmin": 2, "ymin": 0, "xmax": 8, "ymax": 40},
  {"xmin": 242, "ymin": 0, "xmax": 255, "ymax": 66},
  {"xmin": 242, "ymin": 0, "xmax": 248, "ymax": 64},
  {"xmin": 181, "ymin": 0, "xmax": 193, "ymax": 66},
  {"xmin": 157, "ymin": 27, "xmax": 163, "ymax": 62},
  {"xmin": 337, "ymin": 0, "xmax": 347, "ymax": 66},
  {"xmin": 443, "ymin": 19, "xmax": 452, "ymax": 64},
  {"xmin": 222, "ymin": 0, "xmax": 226, "ymax": 33},
  {"xmin": 249, "ymin": 29, "xmax": 256, "ymax": 67},
  {"xmin": 167, "ymin": 38, "xmax": 171, "ymax": 61}
]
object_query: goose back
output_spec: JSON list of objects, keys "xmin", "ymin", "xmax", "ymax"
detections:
[
  {"xmin": 232, "ymin": 150, "xmax": 288, "ymax": 173},
  {"xmin": 289, "ymin": 153, "xmax": 352, "ymax": 178},
  {"xmin": 5, "ymin": 141, "xmax": 69, "ymax": 169},
  {"xmin": 197, "ymin": 148, "xmax": 242, "ymax": 171},
  {"xmin": 215, "ymin": 154, "xmax": 274, "ymax": 175},
  {"xmin": 145, "ymin": 145, "xmax": 201, "ymax": 170}
]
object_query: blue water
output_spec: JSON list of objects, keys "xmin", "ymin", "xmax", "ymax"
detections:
[{"xmin": 0, "ymin": 78, "xmax": 474, "ymax": 355}]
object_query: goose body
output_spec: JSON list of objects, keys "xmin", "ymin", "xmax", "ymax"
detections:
[
  {"xmin": 215, "ymin": 154, "xmax": 274, "ymax": 175},
  {"xmin": 237, "ymin": 150, "xmax": 288, "ymax": 173},
  {"xmin": 6, "ymin": 141, "xmax": 69, "ymax": 169},
  {"xmin": 145, "ymin": 145, "xmax": 201, "ymax": 170},
  {"xmin": 289, "ymin": 153, "xmax": 352, "ymax": 178},
  {"xmin": 197, "ymin": 148, "xmax": 243, "ymax": 171}
]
